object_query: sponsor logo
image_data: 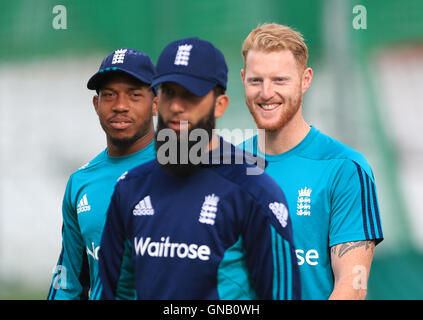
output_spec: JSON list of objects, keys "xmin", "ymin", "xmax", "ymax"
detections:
[
  {"xmin": 78, "ymin": 162, "xmax": 90, "ymax": 170},
  {"xmin": 86, "ymin": 242, "xmax": 100, "ymax": 260},
  {"xmin": 296, "ymin": 249, "xmax": 319, "ymax": 266},
  {"xmin": 77, "ymin": 194, "xmax": 91, "ymax": 214},
  {"xmin": 269, "ymin": 202, "xmax": 288, "ymax": 228},
  {"xmin": 133, "ymin": 195, "xmax": 155, "ymax": 216},
  {"xmin": 134, "ymin": 236, "xmax": 210, "ymax": 261},
  {"xmin": 117, "ymin": 171, "xmax": 128, "ymax": 182}
]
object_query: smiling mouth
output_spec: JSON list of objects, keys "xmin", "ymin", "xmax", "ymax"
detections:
[{"xmin": 258, "ymin": 103, "xmax": 281, "ymax": 111}]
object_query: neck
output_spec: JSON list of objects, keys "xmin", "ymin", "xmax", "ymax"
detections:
[
  {"xmin": 209, "ymin": 133, "xmax": 220, "ymax": 151},
  {"xmin": 107, "ymin": 123, "xmax": 155, "ymax": 157},
  {"xmin": 258, "ymin": 109, "xmax": 310, "ymax": 155}
]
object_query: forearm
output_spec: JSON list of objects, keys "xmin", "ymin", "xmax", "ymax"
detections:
[
  {"xmin": 329, "ymin": 277, "xmax": 367, "ymax": 300},
  {"xmin": 329, "ymin": 241, "xmax": 374, "ymax": 300}
]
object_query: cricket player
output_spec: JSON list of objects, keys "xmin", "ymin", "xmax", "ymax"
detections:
[
  {"xmin": 92, "ymin": 37, "xmax": 300, "ymax": 300},
  {"xmin": 47, "ymin": 48, "xmax": 157, "ymax": 299},
  {"xmin": 239, "ymin": 23, "xmax": 383, "ymax": 299}
]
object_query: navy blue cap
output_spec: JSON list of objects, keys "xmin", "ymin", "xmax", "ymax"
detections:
[
  {"xmin": 87, "ymin": 48, "xmax": 155, "ymax": 90},
  {"xmin": 151, "ymin": 37, "xmax": 228, "ymax": 97}
]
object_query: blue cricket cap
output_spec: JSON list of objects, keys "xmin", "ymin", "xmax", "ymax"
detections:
[
  {"xmin": 151, "ymin": 37, "xmax": 228, "ymax": 97},
  {"xmin": 87, "ymin": 48, "xmax": 156, "ymax": 91}
]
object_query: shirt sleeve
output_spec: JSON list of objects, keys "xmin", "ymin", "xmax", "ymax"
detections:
[
  {"xmin": 242, "ymin": 186, "xmax": 301, "ymax": 300},
  {"xmin": 114, "ymin": 240, "xmax": 136, "ymax": 299},
  {"xmin": 47, "ymin": 177, "xmax": 90, "ymax": 300},
  {"xmin": 329, "ymin": 159, "xmax": 384, "ymax": 247},
  {"xmin": 94, "ymin": 182, "xmax": 132, "ymax": 300}
]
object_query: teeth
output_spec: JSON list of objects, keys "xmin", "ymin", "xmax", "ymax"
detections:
[{"xmin": 260, "ymin": 104, "xmax": 279, "ymax": 110}]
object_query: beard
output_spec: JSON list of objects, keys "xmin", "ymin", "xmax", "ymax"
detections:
[
  {"xmin": 101, "ymin": 115, "xmax": 153, "ymax": 151},
  {"xmin": 155, "ymin": 104, "xmax": 216, "ymax": 177},
  {"xmin": 106, "ymin": 129, "xmax": 145, "ymax": 149},
  {"xmin": 247, "ymin": 86, "xmax": 303, "ymax": 132}
]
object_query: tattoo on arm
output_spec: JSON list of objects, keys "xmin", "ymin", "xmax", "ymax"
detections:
[{"xmin": 331, "ymin": 241, "xmax": 375, "ymax": 258}]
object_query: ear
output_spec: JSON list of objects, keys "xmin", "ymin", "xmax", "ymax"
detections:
[
  {"xmin": 301, "ymin": 67, "xmax": 313, "ymax": 94},
  {"xmin": 214, "ymin": 94, "xmax": 229, "ymax": 119},
  {"xmin": 93, "ymin": 95, "xmax": 99, "ymax": 115},
  {"xmin": 152, "ymin": 95, "xmax": 158, "ymax": 116},
  {"xmin": 240, "ymin": 68, "xmax": 245, "ymax": 83}
]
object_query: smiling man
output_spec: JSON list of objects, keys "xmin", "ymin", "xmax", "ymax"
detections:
[
  {"xmin": 239, "ymin": 23, "xmax": 384, "ymax": 299},
  {"xmin": 48, "ymin": 48, "xmax": 156, "ymax": 299}
]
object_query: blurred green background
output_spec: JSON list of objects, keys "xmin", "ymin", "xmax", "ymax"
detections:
[{"xmin": 1, "ymin": 0, "xmax": 422, "ymax": 299}]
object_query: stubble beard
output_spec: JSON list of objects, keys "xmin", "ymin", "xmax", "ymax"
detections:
[
  {"xmin": 102, "ymin": 114, "xmax": 153, "ymax": 151},
  {"xmin": 247, "ymin": 87, "xmax": 303, "ymax": 132}
]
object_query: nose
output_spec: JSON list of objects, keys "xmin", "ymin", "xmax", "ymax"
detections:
[
  {"xmin": 168, "ymin": 96, "xmax": 185, "ymax": 113},
  {"xmin": 112, "ymin": 94, "xmax": 130, "ymax": 112},
  {"xmin": 260, "ymin": 80, "xmax": 275, "ymax": 101}
]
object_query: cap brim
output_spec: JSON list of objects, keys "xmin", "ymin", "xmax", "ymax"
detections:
[
  {"xmin": 150, "ymin": 74, "xmax": 216, "ymax": 97},
  {"xmin": 87, "ymin": 67, "xmax": 152, "ymax": 90}
]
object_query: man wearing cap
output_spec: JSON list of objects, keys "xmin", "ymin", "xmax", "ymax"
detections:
[
  {"xmin": 47, "ymin": 48, "xmax": 157, "ymax": 300},
  {"xmin": 93, "ymin": 38, "xmax": 300, "ymax": 300}
]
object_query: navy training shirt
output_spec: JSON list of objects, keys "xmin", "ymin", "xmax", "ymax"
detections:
[{"xmin": 94, "ymin": 137, "xmax": 300, "ymax": 299}]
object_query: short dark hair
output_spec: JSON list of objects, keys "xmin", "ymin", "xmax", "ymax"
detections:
[{"xmin": 213, "ymin": 85, "xmax": 226, "ymax": 98}]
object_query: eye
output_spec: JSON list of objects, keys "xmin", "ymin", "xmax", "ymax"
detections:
[
  {"xmin": 101, "ymin": 91, "xmax": 115, "ymax": 98},
  {"xmin": 160, "ymin": 85, "xmax": 175, "ymax": 97},
  {"xmin": 274, "ymin": 77, "xmax": 287, "ymax": 84},
  {"xmin": 131, "ymin": 91, "xmax": 143, "ymax": 98},
  {"xmin": 248, "ymin": 78, "xmax": 262, "ymax": 85}
]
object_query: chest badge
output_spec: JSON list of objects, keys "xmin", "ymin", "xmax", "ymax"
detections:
[
  {"xmin": 297, "ymin": 187, "xmax": 312, "ymax": 216},
  {"xmin": 199, "ymin": 194, "xmax": 219, "ymax": 225}
]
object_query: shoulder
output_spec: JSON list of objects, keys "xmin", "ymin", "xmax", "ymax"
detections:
[
  {"xmin": 237, "ymin": 135, "xmax": 257, "ymax": 155},
  {"xmin": 114, "ymin": 159, "xmax": 157, "ymax": 187},
  {"xmin": 307, "ymin": 129, "xmax": 374, "ymax": 179},
  {"xmin": 69, "ymin": 149, "xmax": 108, "ymax": 179},
  {"xmin": 209, "ymin": 160, "xmax": 290, "ymax": 236},
  {"xmin": 62, "ymin": 150, "xmax": 107, "ymax": 194},
  {"xmin": 108, "ymin": 160, "xmax": 158, "ymax": 215},
  {"xmin": 212, "ymin": 156, "xmax": 286, "ymax": 209},
  {"xmin": 210, "ymin": 139, "xmax": 284, "ymax": 205},
  {"xmin": 227, "ymin": 162, "xmax": 292, "ymax": 236}
]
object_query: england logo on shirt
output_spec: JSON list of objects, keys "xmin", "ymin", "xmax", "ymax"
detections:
[
  {"xmin": 297, "ymin": 187, "xmax": 312, "ymax": 216},
  {"xmin": 199, "ymin": 194, "xmax": 219, "ymax": 225}
]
